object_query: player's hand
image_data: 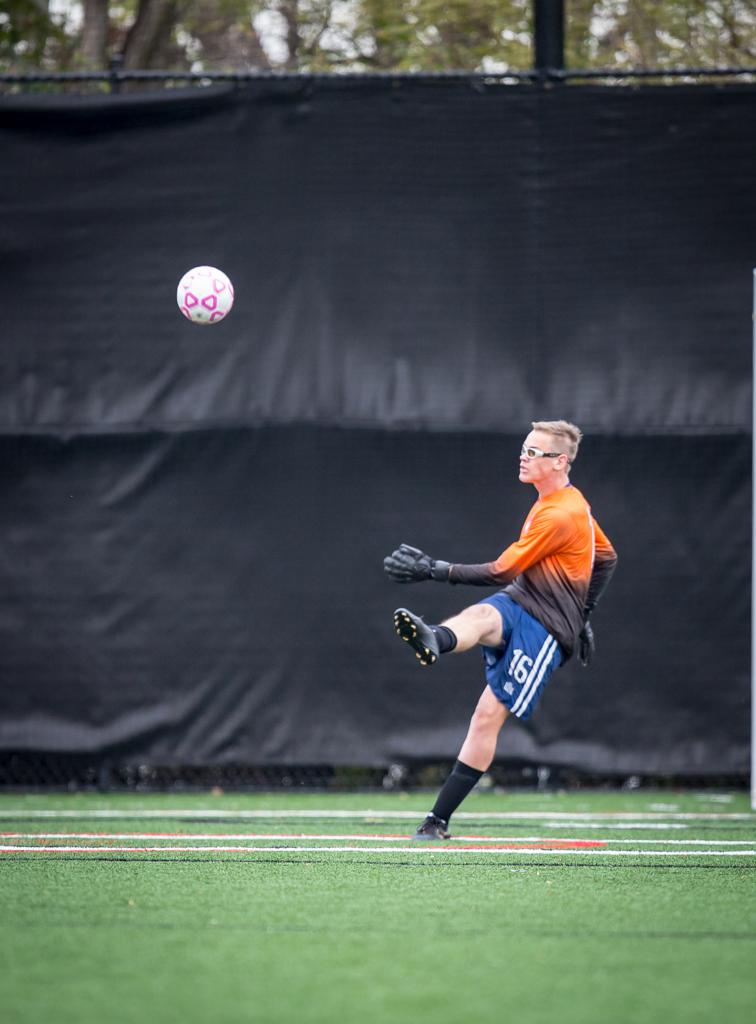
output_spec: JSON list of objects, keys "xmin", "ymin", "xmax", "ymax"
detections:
[
  {"xmin": 383, "ymin": 543, "xmax": 451, "ymax": 583},
  {"xmin": 578, "ymin": 620, "xmax": 595, "ymax": 667}
]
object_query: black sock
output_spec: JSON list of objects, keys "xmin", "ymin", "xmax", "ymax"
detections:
[
  {"xmin": 431, "ymin": 759, "xmax": 483, "ymax": 824},
  {"xmin": 431, "ymin": 625, "xmax": 457, "ymax": 653}
]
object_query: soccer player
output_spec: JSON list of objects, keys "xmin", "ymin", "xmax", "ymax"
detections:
[{"xmin": 384, "ymin": 420, "xmax": 617, "ymax": 839}]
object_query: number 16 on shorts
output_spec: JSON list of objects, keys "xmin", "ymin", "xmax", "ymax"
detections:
[{"xmin": 508, "ymin": 649, "xmax": 533, "ymax": 683}]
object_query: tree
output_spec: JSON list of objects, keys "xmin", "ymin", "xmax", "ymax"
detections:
[
  {"xmin": 0, "ymin": 0, "xmax": 67, "ymax": 70},
  {"xmin": 567, "ymin": 1, "xmax": 755, "ymax": 70},
  {"xmin": 121, "ymin": 0, "xmax": 185, "ymax": 70},
  {"xmin": 1, "ymin": 1, "xmax": 753, "ymax": 76},
  {"xmin": 81, "ymin": 0, "xmax": 108, "ymax": 68},
  {"xmin": 0, "ymin": 0, "xmax": 271, "ymax": 73}
]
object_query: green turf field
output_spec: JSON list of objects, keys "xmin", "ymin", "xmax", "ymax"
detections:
[{"xmin": 1, "ymin": 790, "xmax": 754, "ymax": 1024}]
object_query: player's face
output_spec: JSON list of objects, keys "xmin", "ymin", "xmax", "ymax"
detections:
[{"xmin": 518, "ymin": 431, "xmax": 569, "ymax": 484}]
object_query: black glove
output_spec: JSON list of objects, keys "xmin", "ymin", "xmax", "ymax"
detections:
[
  {"xmin": 383, "ymin": 543, "xmax": 451, "ymax": 583},
  {"xmin": 578, "ymin": 620, "xmax": 595, "ymax": 667}
]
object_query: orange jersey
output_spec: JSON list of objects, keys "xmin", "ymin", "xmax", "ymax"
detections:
[{"xmin": 449, "ymin": 484, "xmax": 617, "ymax": 655}]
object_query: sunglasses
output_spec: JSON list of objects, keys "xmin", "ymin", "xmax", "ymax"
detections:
[{"xmin": 520, "ymin": 445, "xmax": 565, "ymax": 460}]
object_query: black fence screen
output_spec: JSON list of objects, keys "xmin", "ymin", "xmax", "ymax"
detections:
[{"xmin": 1, "ymin": 80, "xmax": 754, "ymax": 785}]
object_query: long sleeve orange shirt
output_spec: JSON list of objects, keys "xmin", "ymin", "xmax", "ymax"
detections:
[{"xmin": 449, "ymin": 484, "xmax": 617, "ymax": 655}]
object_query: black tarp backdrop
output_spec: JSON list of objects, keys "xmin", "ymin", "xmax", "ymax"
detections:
[{"xmin": 0, "ymin": 81, "xmax": 754, "ymax": 775}]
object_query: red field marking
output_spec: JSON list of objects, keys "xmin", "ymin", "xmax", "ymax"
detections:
[{"xmin": 2, "ymin": 845, "xmax": 756, "ymax": 857}]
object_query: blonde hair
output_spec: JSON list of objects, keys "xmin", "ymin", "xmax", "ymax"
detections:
[{"xmin": 531, "ymin": 420, "xmax": 583, "ymax": 464}]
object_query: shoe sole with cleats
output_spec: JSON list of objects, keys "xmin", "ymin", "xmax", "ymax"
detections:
[{"xmin": 393, "ymin": 608, "xmax": 439, "ymax": 666}]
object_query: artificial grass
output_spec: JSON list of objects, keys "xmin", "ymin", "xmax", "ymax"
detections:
[{"xmin": 1, "ymin": 791, "xmax": 754, "ymax": 1024}]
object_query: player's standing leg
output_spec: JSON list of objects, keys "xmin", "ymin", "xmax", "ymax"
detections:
[{"xmin": 413, "ymin": 687, "xmax": 508, "ymax": 839}]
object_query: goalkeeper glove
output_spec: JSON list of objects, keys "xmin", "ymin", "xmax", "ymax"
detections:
[
  {"xmin": 578, "ymin": 601, "xmax": 596, "ymax": 667},
  {"xmin": 383, "ymin": 543, "xmax": 451, "ymax": 583},
  {"xmin": 578, "ymin": 620, "xmax": 595, "ymax": 666}
]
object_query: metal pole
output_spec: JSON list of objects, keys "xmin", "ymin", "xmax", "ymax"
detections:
[
  {"xmin": 109, "ymin": 54, "xmax": 123, "ymax": 94},
  {"xmin": 752, "ymin": 268, "xmax": 755, "ymax": 808},
  {"xmin": 534, "ymin": 0, "xmax": 565, "ymax": 82}
]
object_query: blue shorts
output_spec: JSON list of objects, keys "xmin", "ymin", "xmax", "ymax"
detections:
[{"xmin": 479, "ymin": 593, "xmax": 563, "ymax": 720}]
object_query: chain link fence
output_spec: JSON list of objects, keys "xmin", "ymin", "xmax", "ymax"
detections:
[
  {"xmin": 0, "ymin": 752, "xmax": 746, "ymax": 792},
  {"xmin": 1, "ymin": 63, "xmax": 755, "ymax": 95}
]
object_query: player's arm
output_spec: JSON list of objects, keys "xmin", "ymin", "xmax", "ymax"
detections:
[
  {"xmin": 450, "ymin": 508, "xmax": 575, "ymax": 585},
  {"xmin": 584, "ymin": 519, "xmax": 618, "ymax": 614},
  {"xmin": 578, "ymin": 520, "xmax": 617, "ymax": 666},
  {"xmin": 384, "ymin": 508, "xmax": 574, "ymax": 586}
]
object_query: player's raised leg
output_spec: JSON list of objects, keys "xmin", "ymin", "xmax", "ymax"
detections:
[
  {"xmin": 440, "ymin": 602, "xmax": 503, "ymax": 651},
  {"xmin": 393, "ymin": 601, "xmax": 503, "ymax": 667}
]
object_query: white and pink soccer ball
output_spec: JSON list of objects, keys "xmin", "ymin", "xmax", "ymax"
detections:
[{"xmin": 177, "ymin": 266, "xmax": 234, "ymax": 325}]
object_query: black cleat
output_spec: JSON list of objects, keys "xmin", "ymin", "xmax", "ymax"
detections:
[
  {"xmin": 412, "ymin": 813, "xmax": 451, "ymax": 841},
  {"xmin": 393, "ymin": 608, "xmax": 439, "ymax": 666}
]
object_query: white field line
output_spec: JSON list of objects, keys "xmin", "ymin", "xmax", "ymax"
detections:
[
  {"xmin": 0, "ymin": 809, "xmax": 752, "ymax": 821},
  {"xmin": 2, "ymin": 832, "xmax": 755, "ymax": 846},
  {"xmin": 2, "ymin": 844, "xmax": 756, "ymax": 857},
  {"xmin": 543, "ymin": 822, "xmax": 690, "ymax": 830}
]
